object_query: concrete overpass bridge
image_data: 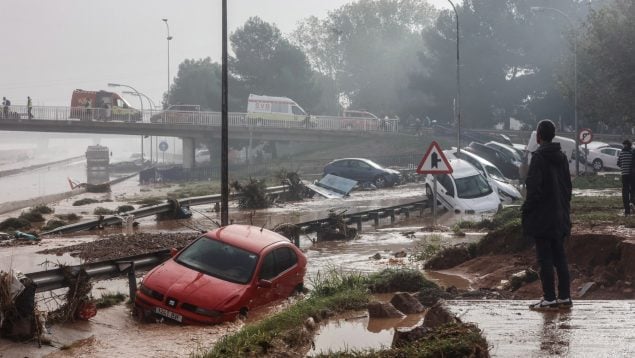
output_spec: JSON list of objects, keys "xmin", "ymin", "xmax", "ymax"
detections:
[{"xmin": 0, "ymin": 105, "xmax": 400, "ymax": 168}]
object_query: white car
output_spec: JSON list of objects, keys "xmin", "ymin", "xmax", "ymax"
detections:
[
  {"xmin": 449, "ymin": 150, "xmax": 522, "ymax": 203},
  {"xmin": 587, "ymin": 147, "xmax": 620, "ymax": 171},
  {"xmin": 424, "ymin": 158, "xmax": 501, "ymax": 214}
]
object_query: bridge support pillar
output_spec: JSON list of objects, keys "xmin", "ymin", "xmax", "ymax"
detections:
[{"xmin": 182, "ymin": 137, "xmax": 196, "ymax": 169}]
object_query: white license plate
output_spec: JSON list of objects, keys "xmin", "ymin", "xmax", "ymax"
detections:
[{"xmin": 155, "ymin": 307, "xmax": 182, "ymax": 322}]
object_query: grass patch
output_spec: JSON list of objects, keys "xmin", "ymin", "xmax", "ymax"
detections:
[
  {"xmin": 206, "ymin": 288, "xmax": 368, "ymax": 357},
  {"xmin": 202, "ymin": 268, "xmax": 436, "ymax": 357},
  {"xmin": 95, "ymin": 292, "xmax": 126, "ymax": 309},
  {"xmin": 93, "ymin": 207, "xmax": 115, "ymax": 215},
  {"xmin": 573, "ymin": 174, "xmax": 621, "ymax": 189},
  {"xmin": 313, "ymin": 322, "xmax": 488, "ymax": 358},
  {"xmin": 73, "ymin": 198, "xmax": 99, "ymax": 206}
]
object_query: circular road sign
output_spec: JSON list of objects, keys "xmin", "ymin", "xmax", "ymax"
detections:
[
  {"xmin": 159, "ymin": 141, "xmax": 169, "ymax": 152},
  {"xmin": 578, "ymin": 128, "xmax": 593, "ymax": 145}
]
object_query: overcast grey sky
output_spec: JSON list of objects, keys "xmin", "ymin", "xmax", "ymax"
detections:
[{"xmin": 0, "ymin": 0, "xmax": 448, "ymax": 108}]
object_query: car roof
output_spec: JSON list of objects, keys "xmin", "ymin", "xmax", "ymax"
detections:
[
  {"xmin": 331, "ymin": 158, "xmax": 375, "ymax": 164},
  {"xmin": 454, "ymin": 149, "xmax": 498, "ymax": 169},
  {"xmin": 448, "ymin": 158, "xmax": 480, "ymax": 178},
  {"xmin": 206, "ymin": 225, "xmax": 289, "ymax": 254}
]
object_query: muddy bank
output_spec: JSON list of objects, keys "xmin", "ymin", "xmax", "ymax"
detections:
[{"xmin": 427, "ymin": 230, "xmax": 635, "ymax": 300}]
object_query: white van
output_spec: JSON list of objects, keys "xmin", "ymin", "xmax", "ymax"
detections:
[
  {"xmin": 526, "ymin": 131, "xmax": 588, "ymax": 176},
  {"xmin": 246, "ymin": 94, "xmax": 308, "ymax": 126}
]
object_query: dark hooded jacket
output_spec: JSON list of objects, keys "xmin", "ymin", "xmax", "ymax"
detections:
[{"xmin": 521, "ymin": 142, "xmax": 572, "ymax": 238}]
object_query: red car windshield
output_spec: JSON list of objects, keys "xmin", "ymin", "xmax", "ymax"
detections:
[{"xmin": 175, "ymin": 236, "xmax": 259, "ymax": 284}]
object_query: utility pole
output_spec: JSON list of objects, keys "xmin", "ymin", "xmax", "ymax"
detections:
[{"xmin": 221, "ymin": 0, "xmax": 229, "ymax": 226}]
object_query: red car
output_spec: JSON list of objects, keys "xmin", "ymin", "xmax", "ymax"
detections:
[{"xmin": 134, "ymin": 225, "xmax": 307, "ymax": 324}]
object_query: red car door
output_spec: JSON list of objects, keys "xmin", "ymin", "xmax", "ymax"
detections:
[{"xmin": 270, "ymin": 246, "xmax": 301, "ymax": 299}]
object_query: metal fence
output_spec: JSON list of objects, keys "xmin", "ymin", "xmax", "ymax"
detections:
[{"xmin": 1, "ymin": 105, "xmax": 399, "ymax": 133}]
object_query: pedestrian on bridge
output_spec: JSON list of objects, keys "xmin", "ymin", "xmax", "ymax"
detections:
[
  {"xmin": 27, "ymin": 96, "xmax": 33, "ymax": 119},
  {"xmin": 522, "ymin": 119, "xmax": 572, "ymax": 311},
  {"xmin": 2, "ymin": 97, "xmax": 9, "ymax": 119}
]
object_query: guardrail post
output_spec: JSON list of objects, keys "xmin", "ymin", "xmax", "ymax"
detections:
[
  {"xmin": 388, "ymin": 209, "xmax": 395, "ymax": 223},
  {"xmin": 355, "ymin": 216, "xmax": 362, "ymax": 232},
  {"xmin": 127, "ymin": 261, "xmax": 137, "ymax": 302}
]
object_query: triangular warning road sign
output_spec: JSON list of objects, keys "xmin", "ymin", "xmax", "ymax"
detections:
[{"xmin": 416, "ymin": 141, "xmax": 453, "ymax": 174}]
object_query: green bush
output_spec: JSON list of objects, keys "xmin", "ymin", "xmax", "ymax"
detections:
[
  {"xmin": 93, "ymin": 207, "xmax": 115, "ymax": 215},
  {"xmin": 55, "ymin": 213, "xmax": 81, "ymax": 222},
  {"xmin": 31, "ymin": 204, "xmax": 54, "ymax": 214},
  {"xmin": 19, "ymin": 211, "xmax": 45, "ymax": 223},
  {"xmin": 0, "ymin": 217, "xmax": 30, "ymax": 231},
  {"xmin": 42, "ymin": 219, "xmax": 67, "ymax": 231},
  {"xmin": 116, "ymin": 205, "xmax": 135, "ymax": 213}
]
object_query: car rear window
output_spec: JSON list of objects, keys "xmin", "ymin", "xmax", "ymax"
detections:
[{"xmin": 175, "ymin": 237, "xmax": 258, "ymax": 284}]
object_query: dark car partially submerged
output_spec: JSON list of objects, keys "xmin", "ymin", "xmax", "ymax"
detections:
[{"xmin": 323, "ymin": 158, "xmax": 401, "ymax": 188}]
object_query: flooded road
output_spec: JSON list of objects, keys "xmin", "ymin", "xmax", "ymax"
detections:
[{"xmin": 447, "ymin": 300, "xmax": 635, "ymax": 357}]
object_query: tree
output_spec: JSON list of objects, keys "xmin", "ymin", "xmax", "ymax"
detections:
[
  {"xmin": 231, "ymin": 17, "xmax": 320, "ymax": 113},
  {"xmin": 166, "ymin": 57, "xmax": 242, "ymax": 111},
  {"xmin": 293, "ymin": 0, "xmax": 437, "ymax": 117},
  {"xmin": 568, "ymin": 0, "xmax": 635, "ymax": 131},
  {"xmin": 410, "ymin": 0, "xmax": 595, "ymax": 130}
]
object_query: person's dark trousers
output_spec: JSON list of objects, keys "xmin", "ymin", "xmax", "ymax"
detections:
[
  {"xmin": 535, "ymin": 235, "xmax": 570, "ymax": 301},
  {"xmin": 622, "ymin": 174, "xmax": 633, "ymax": 214}
]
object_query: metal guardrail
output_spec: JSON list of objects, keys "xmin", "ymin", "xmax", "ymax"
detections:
[
  {"xmin": 41, "ymin": 185, "xmax": 290, "ymax": 235},
  {"xmin": 27, "ymin": 198, "xmax": 428, "ymax": 292},
  {"xmin": 1, "ymin": 105, "xmax": 399, "ymax": 133}
]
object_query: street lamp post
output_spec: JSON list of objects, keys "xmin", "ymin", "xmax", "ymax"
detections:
[
  {"xmin": 531, "ymin": 6, "xmax": 579, "ymax": 174},
  {"xmin": 108, "ymin": 83, "xmax": 146, "ymax": 162},
  {"xmin": 122, "ymin": 90, "xmax": 156, "ymax": 115},
  {"xmin": 162, "ymin": 19, "xmax": 173, "ymax": 108},
  {"xmin": 447, "ymin": 0, "xmax": 461, "ymax": 153}
]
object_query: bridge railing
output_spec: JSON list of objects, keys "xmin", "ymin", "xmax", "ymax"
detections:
[{"xmin": 1, "ymin": 105, "xmax": 399, "ymax": 132}]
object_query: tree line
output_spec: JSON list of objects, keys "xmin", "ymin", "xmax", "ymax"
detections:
[{"xmin": 165, "ymin": 0, "xmax": 631, "ymax": 132}]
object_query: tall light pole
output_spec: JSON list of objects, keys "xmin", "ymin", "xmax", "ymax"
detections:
[
  {"xmin": 221, "ymin": 0, "xmax": 229, "ymax": 226},
  {"xmin": 162, "ymin": 19, "xmax": 173, "ymax": 108},
  {"xmin": 108, "ymin": 83, "xmax": 146, "ymax": 162},
  {"xmin": 122, "ymin": 90, "xmax": 156, "ymax": 115},
  {"xmin": 531, "ymin": 6, "xmax": 579, "ymax": 174},
  {"xmin": 447, "ymin": 0, "xmax": 461, "ymax": 153}
]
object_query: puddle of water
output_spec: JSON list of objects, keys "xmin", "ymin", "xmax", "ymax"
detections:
[{"xmin": 310, "ymin": 311, "xmax": 425, "ymax": 356}]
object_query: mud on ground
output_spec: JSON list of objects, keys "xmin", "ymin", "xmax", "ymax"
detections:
[
  {"xmin": 431, "ymin": 225, "xmax": 635, "ymax": 300},
  {"xmin": 37, "ymin": 232, "xmax": 198, "ymax": 262}
]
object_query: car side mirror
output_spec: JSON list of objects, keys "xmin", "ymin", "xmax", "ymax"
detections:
[
  {"xmin": 170, "ymin": 247, "xmax": 178, "ymax": 257},
  {"xmin": 258, "ymin": 279, "xmax": 272, "ymax": 288}
]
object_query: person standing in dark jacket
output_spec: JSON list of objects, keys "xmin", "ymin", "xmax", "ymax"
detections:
[
  {"xmin": 522, "ymin": 120, "xmax": 572, "ymax": 311},
  {"xmin": 617, "ymin": 140, "xmax": 633, "ymax": 216}
]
